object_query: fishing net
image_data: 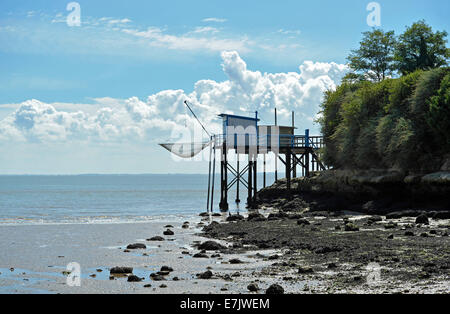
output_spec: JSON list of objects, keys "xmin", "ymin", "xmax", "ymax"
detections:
[{"xmin": 159, "ymin": 141, "xmax": 211, "ymax": 158}]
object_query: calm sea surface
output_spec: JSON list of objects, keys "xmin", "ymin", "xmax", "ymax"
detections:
[{"xmin": 0, "ymin": 174, "xmax": 277, "ymax": 225}]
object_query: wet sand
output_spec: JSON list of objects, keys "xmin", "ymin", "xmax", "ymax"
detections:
[
  {"xmin": 0, "ymin": 215, "xmax": 291, "ymax": 294},
  {"xmin": 2, "ymin": 209, "xmax": 449, "ymax": 294}
]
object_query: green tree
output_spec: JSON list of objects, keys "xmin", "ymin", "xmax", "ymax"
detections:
[
  {"xmin": 427, "ymin": 72, "xmax": 450, "ymax": 151},
  {"xmin": 347, "ymin": 29, "xmax": 397, "ymax": 82},
  {"xmin": 395, "ymin": 20, "xmax": 450, "ymax": 75}
]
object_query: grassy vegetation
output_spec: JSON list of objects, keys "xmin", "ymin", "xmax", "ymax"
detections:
[{"xmin": 319, "ymin": 67, "xmax": 450, "ymax": 172}]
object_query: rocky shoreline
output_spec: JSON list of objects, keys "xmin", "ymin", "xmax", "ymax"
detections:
[
  {"xmin": 258, "ymin": 169, "xmax": 450, "ymax": 214},
  {"xmin": 198, "ymin": 169, "xmax": 450, "ymax": 293}
]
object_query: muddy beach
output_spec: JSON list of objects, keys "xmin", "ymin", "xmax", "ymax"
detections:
[{"xmin": 198, "ymin": 171, "xmax": 450, "ymax": 294}]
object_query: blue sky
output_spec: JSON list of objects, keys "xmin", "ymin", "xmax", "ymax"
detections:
[{"xmin": 0, "ymin": 0, "xmax": 448, "ymax": 174}]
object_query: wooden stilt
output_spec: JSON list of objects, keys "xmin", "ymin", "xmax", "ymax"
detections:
[
  {"xmin": 286, "ymin": 149, "xmax": 291, "ymax": 190},
  {"xmin": 253, "ymin": 156, "xmax": 257, "ymax": 207}
]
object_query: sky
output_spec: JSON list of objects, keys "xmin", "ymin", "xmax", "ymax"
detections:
[{"xmin": 0, "ymin": 0, "xmax": 449, "ymax": 174}]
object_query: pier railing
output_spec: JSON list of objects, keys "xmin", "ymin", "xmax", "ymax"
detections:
[{"xmin": 214, "ymin": 134, "xmax": 324, "ymax": 151}]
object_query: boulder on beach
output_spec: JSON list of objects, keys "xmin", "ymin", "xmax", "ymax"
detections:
[
  {"xmin": 266, "ymin": 284, "xmax": 284, "ymax": 294},
  {"xmin": 126, "ymin": 243, "xmax": 146, "ymax": 249},
  {"xmin": 110, "ymin": 266, "xmax": 133, "ymax": 274},
  {"xmin": 197, "ymin": 241, "xmax": 227, "ymax": 251}
]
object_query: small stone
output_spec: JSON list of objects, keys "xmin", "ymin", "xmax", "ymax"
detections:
[
  {"xmin": 110, "ymin": 266, "xmax": 133, "ymax": 274},
  {"xmin": 415, "ymin": 214, "xmax": 429, "ymax": 225},
  {"xmin": 150, "ymin": 273, "xmax": 166, "ymax": 281},
  {"xmin": 159, "ymin": 284, "xmax": 167, "ymax": 288},
  {"xmin": 197, "ymin": 241, "xmax": 227, "ymax": 251},
  {"xmin": 266, "ymin": 284, "xmax": 284, "ymax": 294},
  {"xmin": 229, "ymin": 258, "xmax": 243, "ymax": 264},
  {"xmin": 163, "ymin": 229, "xmax": 174, "ymax": 236},
  {"xmin": 193, "ymin": 253, "xmax": 209, "ymax": 258},
  {"xmin": 164, "ymin": 225, "xmax": 174, "ymax": 228},
  {"xmin": 387, "ymin": 234, "xmax": 394, "ymax": 239},
  {"xmin": 368, "ymin": 215, "xmax": 383, "ymax": 223},
  {"xmin": 226, "ymin": 215, "xmax": 245, "ymax": 222},
  {"xmin": 327, "ymin": 262, "xmax": 338, "ymax": 269},
  {"xmin": 405, "ymin": 231, "xmax": 415, "ymax": 236},
  {"xmin": 420, "ymin": 232, "xmax": 429, "ymax": 237},
  {"xmin": 147, "ymin": 236, "xmax": 165, "ymax": 241},
  {"xmin": 173, "ymin": 277, "xmax": 180, "ymax": 281},
  {"xmin": 143, "ymin": 284, "xmax": 152, "ymax": 288},
  {"xmin": 126, "ymin": 243, "xmax": 146, "ymax": 249},
  {"xmin": 161, "ymin": 266, "xmax": 173, "ymax": 272},
  {"xmin": 385, "ymin": 222, "xmax": 398, "ymax": 229},
  {"xmin": 344, "ymin": 223, "xmax": 359, "ymax": 232},
  {"xmin": 298, "ymin": 266, "xmax": 314, "ymax": 274},
  {"xmin": 297, "ymin": 218, "xmax": 310, "ymax": 226},
  {"xmin": 247, "ymin": 212, "xmax": 266, "ymax": 221},
  {"xmin": 197, "ymin": 270, "xmax": 213, "ymax": 279},
  {"xmin": 127, "ymin": 275, "xmax": 143, "ymax": 282},
  {"xmin": 247, "ymin": 283, "xmax": 259, "ymax": 292}
]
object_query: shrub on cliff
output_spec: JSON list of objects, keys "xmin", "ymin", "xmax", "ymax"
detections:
[{"xmin": 319, "ymin": 67, "xmax": 450, "ymax": 171}]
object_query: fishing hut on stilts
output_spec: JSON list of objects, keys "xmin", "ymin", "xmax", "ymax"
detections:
[{"xmin": 160, "ymin": 101, "xmax": 326, "ymax": 214}]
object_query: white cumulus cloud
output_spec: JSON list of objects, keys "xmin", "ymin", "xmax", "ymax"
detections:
[{"xmin": 0, "ymin": 52, "xmax": 348, "ymax": 144}]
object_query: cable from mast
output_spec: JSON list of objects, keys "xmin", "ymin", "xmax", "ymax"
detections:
[{"xmin": 184, "ymin": 100, "xmax": 211, "ymax": 137}]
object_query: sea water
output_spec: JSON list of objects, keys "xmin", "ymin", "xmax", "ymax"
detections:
[{"xmin": 0, "ymin": 173, "xmax": 277, "ymax": 225}]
